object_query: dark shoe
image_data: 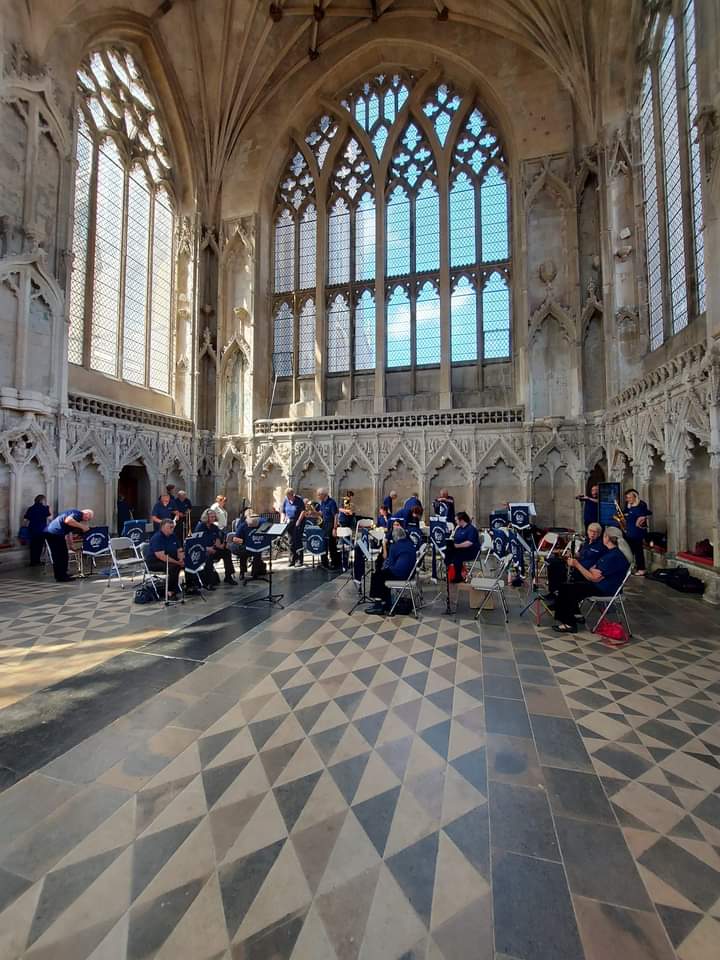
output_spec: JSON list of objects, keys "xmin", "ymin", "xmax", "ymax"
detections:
[
  {"xmin": 365, "ymin": 603, "xmax": 385, "ymax": 615},
  {"xmin": 552, "ymin": 623, "xmax": 577, "ymax": 634},
  {"xmin": 57, "ymin": 576, "xmax": 76, "ymax": 582},
  {"xmin": 224, "ymin": 577, "xmax": 238, "ymax": 585},
  {"xmin": 288, "ymin": 561, "xmax": 295, "ymax": 567},
  {"xmin": 206, "ymin": 584, "xmax": 217, "ymax": 591},
  {"xmin": 320, "ymin": 558, "xmax": 329, "ymax": 569}
]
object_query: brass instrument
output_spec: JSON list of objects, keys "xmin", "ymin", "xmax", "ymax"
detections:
[{"xmin": 612, "ymin": 499, "xmax": 627, "ymax": 533}]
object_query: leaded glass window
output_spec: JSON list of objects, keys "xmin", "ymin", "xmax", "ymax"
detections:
[
  {"xmin": 640, "ymin": 68, "xmax": 664, "ymax": 349},
  {"xmin": 273, "ymin": 301, "xmax": 294, "ymax": 377},
  {"xmin": 271, "ymin": 73, "xmax": 513, "ymax": 380},
  {"xmin": 659, "ymin": 19, "xmax": 688, "ymax": 335},
  {"xmin": 683, "ymin": 0, "xmax": 705, "ymax": 314},
  {"xmin": 639, "ymin": 0, "xmax": 705, "ymax": 349},
  {"xmin": 70, "ymin": 47, "xmax": 176, "ymax": 392}
]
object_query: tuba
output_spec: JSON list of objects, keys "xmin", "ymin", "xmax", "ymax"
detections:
[{"xmin": 612, "ymin": 499, "xmax": 627, "ymax": 533}]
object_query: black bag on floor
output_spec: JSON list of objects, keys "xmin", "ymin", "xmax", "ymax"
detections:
[
  {"xmin": 665, "ymin": 567, "xmax": 705, "ymax": 594},
  {"xmin": 251, "ymin": 555, "xmax": 267, "ymax": 579},
  {"xmin": 134, "ymin": 577, "xmax": 163, "ymax": 604}
]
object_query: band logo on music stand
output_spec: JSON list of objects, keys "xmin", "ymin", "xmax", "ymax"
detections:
[{"xmin": 237, "ymin": 521, "xmax": 287, "ymax": 608}]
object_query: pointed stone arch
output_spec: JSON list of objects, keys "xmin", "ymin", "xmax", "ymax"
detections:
[{"xmin": 476, "ymin": 436, "xmax": 524, "ymax": 483}]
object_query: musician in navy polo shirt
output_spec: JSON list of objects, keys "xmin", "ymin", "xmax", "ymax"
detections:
[
  {"xmin": 145, "ymin": 518, "xmax": 184, "ymax": 599},
  {"xmin": 552, "ymin": 527, "xmax": 630, "ymax": 633},
  {"xmin": 151, "ymin": 493, "xmax": 174, "ymax": 531},
  {"xmin": 23, "ymin": 494, "xmax": 51, "ymax": 566},
  {"xmin": 193, "ymin": 509, "xmax": 237, "ymax": 586},
  {"xmin": 366, "ymin": 526, "xmax": 418, "ymax": 614},
  {"xmin": 282, "ymin": 487, "xmax": 306, "ymax": 567},
  {"xmin": 544, "ymin": 522, "xmax": 607, "ymax": 599},
  {"xmin": 443, "ymin": 511, "xmax": 480, "ymax": 580},
  {"xmin": 44, "ymin": 508, "xmax": 93, "ymax": 582},
  {"xmin": 317, "ymin": 487, "xmax": 340, "ymax": 569},
  {"xmin": 383, "ymin": 490, "xmax": 397, "ymax": 513}
]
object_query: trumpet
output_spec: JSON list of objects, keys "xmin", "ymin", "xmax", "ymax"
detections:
[{"xmin": 612, "ymin": 499, "xmax": 627, "ymax": 533}]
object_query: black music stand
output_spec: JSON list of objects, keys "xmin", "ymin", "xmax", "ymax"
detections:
[{"xmin": 237, "ymin": 522, "xmax": 286, "ymax": 609}]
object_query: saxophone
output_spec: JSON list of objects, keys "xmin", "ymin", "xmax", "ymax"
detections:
[{"xmin": 612, "ymin": 499, "xmax": 627, "ymax": 533}]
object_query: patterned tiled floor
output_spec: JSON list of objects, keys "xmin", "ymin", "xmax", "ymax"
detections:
[{"xmin": 0, "ymin": 573, "xmax": 718, "ymax": 959}]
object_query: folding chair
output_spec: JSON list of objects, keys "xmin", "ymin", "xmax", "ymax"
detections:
[
  {"xmin": 580, "ymin": 567, "xmax": 633, "ymax": 636},
  {"xmin": 386, "ymin": 543, "xmax": 428, "ymax": 618},
  {"xmin": 536, "ymin": 531, "xmax": 559, "ymax": 578},
  {"xmin": 471, "ymin": 554, "xmax": 513, "ymax": 622},
  {"xmin": 107, "ymin": 536, "xmax": 152, "ymax": 591}
]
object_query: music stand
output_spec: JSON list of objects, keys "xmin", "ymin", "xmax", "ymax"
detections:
[
  {"xmin": 237, "ymin": 522, "xmax": 287, "ymax": 608},
  {"xmin": 517, "ymin": 531, "xmax": 553, "ymax": 624},
  {"xmin": 348, "ymin": 528, "xmax": 372, "ymax": 614},
  {"xmin": 183, "ymin": 534, "xmax": 208, "ymax": 602}
]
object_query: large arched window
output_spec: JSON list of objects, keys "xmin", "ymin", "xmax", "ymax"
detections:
[
  {"xmin": 271, "ymin": 73, "xmax": 511, "ymax": 382},
  {"xmin": 68, "ymin": 48, "xmax": 176, "ymax": 393},
  {"xmin": 639, "ymin": 0, "xmax": 705, "ymax": 350},
  {"xmin": 271, "ymin": 150, "xmax": 316, "ymax": 376}
]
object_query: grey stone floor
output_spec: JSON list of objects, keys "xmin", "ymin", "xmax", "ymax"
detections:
[{"xmin": 0, "ymin": 570, "xmax": 718, "ymax": 959}]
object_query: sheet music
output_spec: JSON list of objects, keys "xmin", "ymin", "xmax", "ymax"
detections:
[{"xmin": 267, "ymin": 523, "xmax": 288, "ymax": 536}]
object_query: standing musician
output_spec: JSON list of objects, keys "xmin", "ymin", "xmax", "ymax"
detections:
[
  {"xmin": 433, "ymin": 489, "xmax": 456, "ymax": 525},
  {"xmin": 552, "ymin": 527, "xmax": 630, "ymax": 633},
  {"xmin": 443, "ymin": 511, "xmax": 480, "ymax": 581},
  {"xmin": 23, "ymin": 494, "xmax": 51, "ymax": 566},
  {"xmin": 151, "ymin": 493, "xmax": 174, "ymax": 531},
  {"xmin": 44, "ymin": 508, "xmax": 93, "ymax": 582},
  {"xmin": 365, "ymin": 525, "xmax": 418, "ymax": 615},
  {"xmin": 403, "ymin": 492, "xmax": 423, "ymax": 513},
  {"xmin": 338, "ymin": 493, "xmax": 357, "ymax": 530},
  {"xmin": 576, "ymin": 484, "xmax": 599, "ymax": 531},
  {"xmin": 145, "ymin": 518, "xmax": 184, "ymax": 600},
  {"xmin": 282, "ymin": 487, "xmax": 306, "ymax": 566},
  {"xmin": 173, "ymin": 490, "xmax": 193, "ymax": 542},
  {"xmin": 383, "ymin": 490, "xmax": 398, "ymax": 513},
  {"xmin": 623, "ymin": 489, "xmax": 651, "ymax": 576},
  {"xmin": 403, "ymin": 503, "xmax": 424, "ymax": 527},
  {"xmin": 209, "ymin": 494, "xmax": 229, "ymax": 533},
  {"xmin": 317, "ymin": 487, "xmax": 341, "ymax": 570},
  {"xmin": 543, "ymin": 522, "xmax": 606, "ymax": 602},
  {"xmin": 193, "ymin": 509, "xmax": 237, "ymax": 586}
]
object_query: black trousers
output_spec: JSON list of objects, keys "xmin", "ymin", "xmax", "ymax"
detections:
[
  {"xmin": 626, "ymin": 537, "xmax": 645, "ymax": 571},
  {"xmin": 546, "ymin": 556, "xmax": 579, "ymax": 594},
  {"xmin": 147, "ymin": 556, "xmax": 181, "ymax": 593},
  {"xmin": 554, "ymin": 581, "xmax": 603, "ymax": 625},
  {"xmin": 45, "ymin": 533, "xmax": 69, "ymax": 581},
  {"xmin": 321, "ymin": 520, "xmax": 339, "ymax": 567},
  {"xmin": 205, "ymin": 546, "xmax": 235, "ymax": 580},
  {"xmin": 29, "ymin": 534, "xmax": 45, "ymax": 565},
  {"xmin": 229, "ymin": 544, "xmax": 247, "ymax": 576},
  {"xmin": 287, "ymin": 519, "xmax": 305, "ymax": 563},
  {"xmin": 444, "ymin": 544, "xmax": 477, "ymax": 577},
  {"xmin": 369, "ymin": 568, "xmax": 394, "ymax": 607}
]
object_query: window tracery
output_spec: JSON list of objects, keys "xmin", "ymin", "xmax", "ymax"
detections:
[
  {"xmin": 69, "ymin": 47, "xmax": 176, "ymax": 393},
  {"xmin": 638, "ymin": 0, "xmax": 705, "ymax": 350},
  {"xmin": 271, "ymin": 72, "xmax": 512, "ymax": 386}
]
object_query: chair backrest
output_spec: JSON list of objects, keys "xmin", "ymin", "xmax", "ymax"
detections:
[
  {"xmin": 538, "ymin": 531, "xmax": 559, "ymax": 553},
  {"xmin": 109, "ymin": 536, "xmax": 142, "ymax": 559},
  {"xmin": 480, "ymin": 531, "xmax": 493, "ymax": 552},
  {"xmin": 336, "ymin": 526, "xmax": 353, "ymax": 538},
  {"xmin": 611, "ymin": 565, "xmax": 633, "ymax": 600},
  {"xmin": 356, "ymin": 518, "xmax": 374, "ymax": 529}
]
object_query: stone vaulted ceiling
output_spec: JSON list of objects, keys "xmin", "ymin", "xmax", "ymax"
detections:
[{"xmin": 15, "ymin": 0, "xmax": 642, "ymax": 220}]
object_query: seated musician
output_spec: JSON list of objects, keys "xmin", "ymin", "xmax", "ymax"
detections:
[
  {"xmin": 365, "ymin": 525, "xmax": 418, "ymax": 615},
  {"xmin": 151, "ymin": 493, "xmax": 174, "ymax": 531},
  {"xmin": 193, "ymin": 509, "xmax": 237, "ymax": 586},
  {"xmin": 376, "ymin": 504, "xmax": 390, "ymax": 528},
  {"xmin": 444, "ymin": 511, "xmax": 480, "ymax": 580},
  {"xmin": 227, "ymin": 508, "xmax": 252, "ymax": 579},
  {"xmin": 552, "ymin": 527, "xmax": 630, "ymax": 633},
  {"xmin": 145, "ymin": 518, "xmax": 184, "ymax": 599},
  {"xmin": 544, "ymin": 522, "xmax": 606, "ymax": 600},
  {"xmin": 433, "ymin": 488, "xmax": 456, "ymax": 525}
]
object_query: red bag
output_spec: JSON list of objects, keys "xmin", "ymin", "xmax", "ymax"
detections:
[{"xmin": 594, "ymin": 619, "xmax": 630, "ymax": 647}]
